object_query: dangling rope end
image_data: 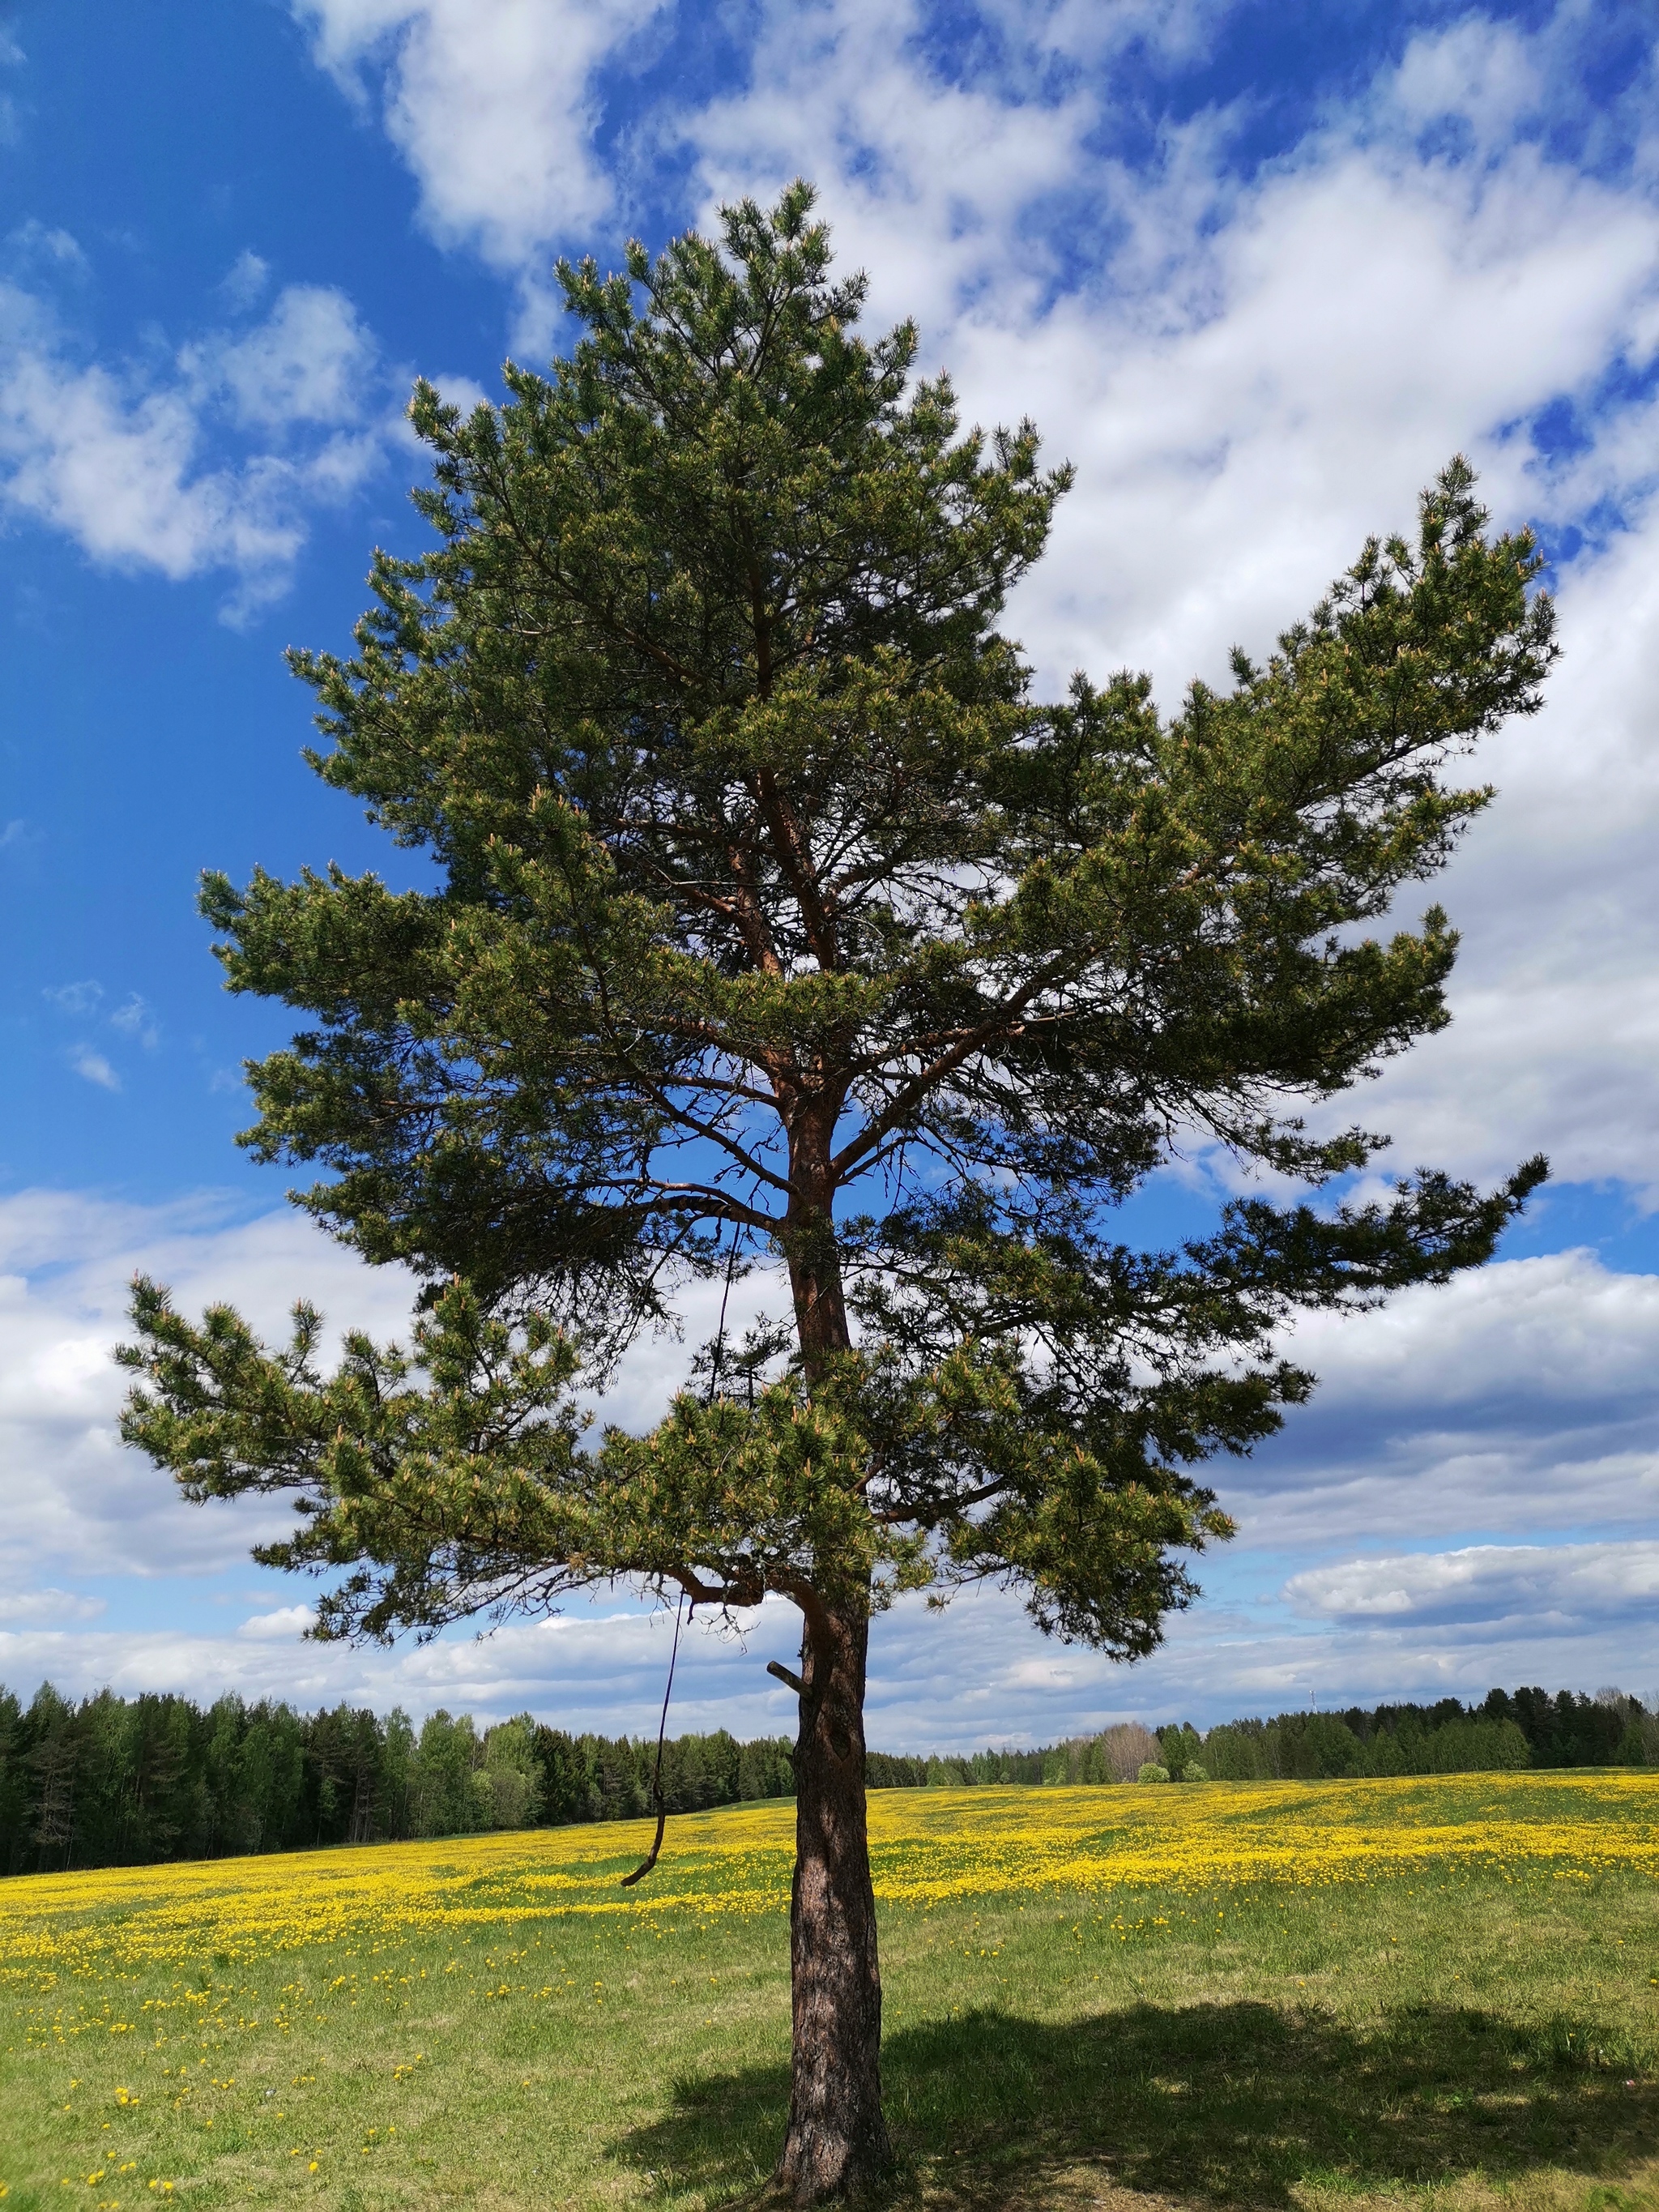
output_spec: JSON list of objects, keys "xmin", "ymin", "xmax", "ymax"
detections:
[
  {"xmin": 619, "ymin": 1808, "xmax": 666, "ymax": 1887},
  {"xmin": 620, "ymin": 1588, "xmax": 685, "ymax": 1888}
]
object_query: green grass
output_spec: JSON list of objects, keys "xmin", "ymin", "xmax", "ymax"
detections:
[{"xmin": 2, "ymin": 1776, "xmax": 1657, "ymax": 2211}]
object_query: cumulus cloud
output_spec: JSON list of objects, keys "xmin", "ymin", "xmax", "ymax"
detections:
[
  {"xmin": 3, "ymin": 1194, "xmax": 1659, "ymax": 1735},
  {"xmin": 219, "ymin": 250, "xmax": 271, "ymax": 313},
  {"xmin": 0, "ymin": 1599, "xmax": 803, "ymax": 1737},
  {"xmin": 1099, "ymin": 1602, "xmax": 1659, "ymax": 1719},
  {"xmin": 269, "ymin": 1, "xmax": 1659, "ymax": 1189},
  {"xmin": 0, "ymin": 1193, "xmax": 418, "ymax": 1590},
  {"xmin": 237, "ymin": 1603, "xmax": 319, "ymax": 1640},
  {"xmin": 1311, "ymin": 510, "xmax": 1659, "ymax": 1195},
  {"xmin": 182, "ymin": 283, "xmax": 376, "ymax": 433},
  {"xmin": 0, "ymin": 1189, "xmax": 774, "ymax": 1595},
  {"xmin": 0, "ymin": 1572, "xmax": 1156, "ymax": 1744},
  {"xmin": 1209, "ymin": 1249, "xmax": 1659, "ymax": 1561},
  {"xmin": 108, "ymin": 995, "xmax": 159, "ymax": 1049},
  {"xmin": 1282, "ymin": 1248, "xmax": 1659, "ymax": 1422},
  {"xmin": 662, "ymin": 6, "xmax": 1659, "ymax": 1201},
  {"xmin": 673, "ymin": 0, "xmax": 1104, "ymax": 359},
  {"xmin": 1284, "ymin": 1539, "xmax": 1659, "ymax": 1629},
  {"xmin": 0, "ymin": 1588, "xmax": 104, "ymax": 1626},
  {"xmin": 0, "ymin": 274, "xmax": 386, "ymax": 618},
  {"xmin": 669, "ymin": 10, "xmax": 1655, "ymax": 720},
  {"xmin": 0, "ymin": 292, "xmax": 303, "ymax": 613},
  {"xmin": 69, "ymin": 1049, "xmax": 120, "ymax": 1092},
  {"xmin": 292, "ymin": 0, "xmax": 667, "ymax": 267},
  {"xmin": 4, "ymin": 1564, "xmax": 1653, "ymax": 1741}
]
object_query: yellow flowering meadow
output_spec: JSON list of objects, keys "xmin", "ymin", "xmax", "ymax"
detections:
[
  {"xmin": 2, "ymin": 1770, "xmax": 1653, "ymax": 1984},
  {"xmin": 2, "ymin": 1773, "xmax": 1657, "ymax": 2210}
]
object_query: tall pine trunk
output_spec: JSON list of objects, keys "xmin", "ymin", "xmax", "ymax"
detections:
[
  {"xmin": 775, "ymin": 1157, "xmax": 892, "ymax": 2199},
  {"xmin": 777, "ymin": 1595, "xmax": 891, "ymax": 2202}
]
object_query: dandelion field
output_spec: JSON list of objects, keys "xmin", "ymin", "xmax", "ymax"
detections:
[{"xmin": 2, "ymin": 1774, "xmax": 1658, "ymax": 2212}]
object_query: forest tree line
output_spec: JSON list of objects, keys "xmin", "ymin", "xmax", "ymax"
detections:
[
  {"xmin": 0, "ymin": 1682, "xmax": 796, "ymax": 1877},
  {"xmin": 1174, "ymin": 1684, "xmax": 1656, "ymax": 1781},
  {"xmin": 0, "ymin": 1680, "xmax": 1651, "ymax": 1877}
]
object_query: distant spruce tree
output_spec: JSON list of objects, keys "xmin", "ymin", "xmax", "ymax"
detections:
[{"xmin": 118, "ymin": 185, "xmax": 1554, "ymax": 2198}]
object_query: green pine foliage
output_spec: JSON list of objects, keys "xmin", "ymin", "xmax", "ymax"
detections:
[{"xmin": 116, "ymin": 183, "xmax": 1557, "ymax": 1671}]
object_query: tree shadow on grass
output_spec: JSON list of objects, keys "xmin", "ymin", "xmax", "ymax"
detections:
[{"xmin": 612, "ymin": 2001, "xmax": 1659, "ymax": 2209}]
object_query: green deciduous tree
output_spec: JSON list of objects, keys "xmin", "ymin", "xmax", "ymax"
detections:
[{"xmin": 117, "ymin": 183, "xmax": 1554, "ymax": 2199}]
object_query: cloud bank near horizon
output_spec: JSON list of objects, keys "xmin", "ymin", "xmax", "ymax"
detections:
[{"xmin": 2, "ymin": 1190, "xmax": 1654, "ymax": 1742}]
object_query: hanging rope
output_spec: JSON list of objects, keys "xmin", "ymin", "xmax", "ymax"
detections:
[
  {"xmin": 619, "ymin": 1236, "xmax": 740, "ymax": 1890},
  {"xmin": 620, "ymin": 1588, "xmax": 685, "ymax": 1887},
  {"xmin": 707, "ymin": 1229, "xmax": 740, "ymax": 1400}
]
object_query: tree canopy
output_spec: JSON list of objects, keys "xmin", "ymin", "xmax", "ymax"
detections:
[{"xmin": 118, "ymin": 181, "xmax": 1555, "ymax": 2198}]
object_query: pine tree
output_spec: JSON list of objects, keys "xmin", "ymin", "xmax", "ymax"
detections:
[{"xmin": 117, "ymin": 183, "xmax": 1554, "ymax": 2198}]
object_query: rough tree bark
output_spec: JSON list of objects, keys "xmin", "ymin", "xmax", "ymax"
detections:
[
  {"xmin": 773, "ymin": 1154, "xmax": 893, "ymax": 2201},
  {"xmin": 777, "ymin": 1595, "xmax": 891, "ymax": 2202}
]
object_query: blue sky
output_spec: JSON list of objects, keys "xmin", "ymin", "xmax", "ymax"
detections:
[{"xmin": 5, "ymin": 0, "xmax": 1659, "ymax": 1748}]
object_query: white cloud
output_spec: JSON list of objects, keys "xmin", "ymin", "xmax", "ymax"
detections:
[
  {"xmin": 0, "ymin": 45, "xmax": 21, "ymax": 147},
  {"xmin": 0, "ymin": 290, "xmax": 301, "ymax": 604},
  {"xmin": 0, "ymin": 1598, "xmax": 804, "ymax": 1736},
  {"xmin": 182, "ymin": 283, "xmax": 374, "ymax": 432},
  {"xmin": 1387, "ymin": 15, "xmax": 1547, "ymax": 146},
  {"xmin": 45, "ymin": 979, "xmax": 101, "ymax": 1015},
  {"xmin": 237, "ymin": 1603, "xmax": 318, "ymax": 1640},
  {"xmin": 0, "ymin": 1194, "xmax": 418, "ymax": 1589},
  {"xmin": 997, "ymin": 151, "xmax": 1656, "ymax": 693},
  {"xmin": 654, "ymin": 5, "xmax": 1659, "ymax": 1202},
  {"xmin": 0, "ymin": 1574, "xmax": 1143, "ymax": 1744},
  {"xmin": 1306, "ymin": 507, "xmax": 1659, "ymax": 1196},
  {"xmin": 677, "ymin": 0, "xmax": 1102, "ymax": 344},
  {"xmin": 220, "ymin": 250, "xmax": 271, "ymax": 312},
  {"xmin": 5, "ymin": 1563, "xmax": 1650, "ymax": 1742},
  {"xmin": 7, "ymin": 219, "xmax": 87, "ymax": 275},
  {"xmin": 0, "ymin": 1587, "xmax": 104, "ymax": 1625},
  {"xmin": 1196, "ymin": 1250, "xmax": 1659, "ymax": 1565},
  {"xmin": 3, "ymin": 1194, "xmax": 1659, "ymax": 1736},
  {"xmin": 1107, "ymin": 1601, "xmax": 1659, "ymax": 1719},
  {"xmin": 0, "ymin": 1189, "xmax": 775, "ymax": 1595},
  {"xmin": 108, "ymin": 994, "xmax": 159, "ymax": 1049},
  {"xmin": 292, "ymin": 0, "xmax": 666, "ymax": 268},
  {"xmin": 70, "ymin": 1048, "xmax": 120, "ymax": 1092},
  {"xmin": 997, "ymin": 0, "xmax": 1235, "ymax": 70},
  {"xmin": 1284, "ymin": 1539, "xmax": 1659, "ymax": 1627},
  {"xmin": 0, "ymin": 278, "xmax": 387, "ymax": 618},
  {"xmin": 1281, "ymin": 1247, "xmax": 1659, "ymax": 1419}
]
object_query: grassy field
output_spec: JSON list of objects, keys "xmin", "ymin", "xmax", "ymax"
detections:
[{"xmin": 2, "ymin": 1773, "xmax": 1657, "ymax": 2212}]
